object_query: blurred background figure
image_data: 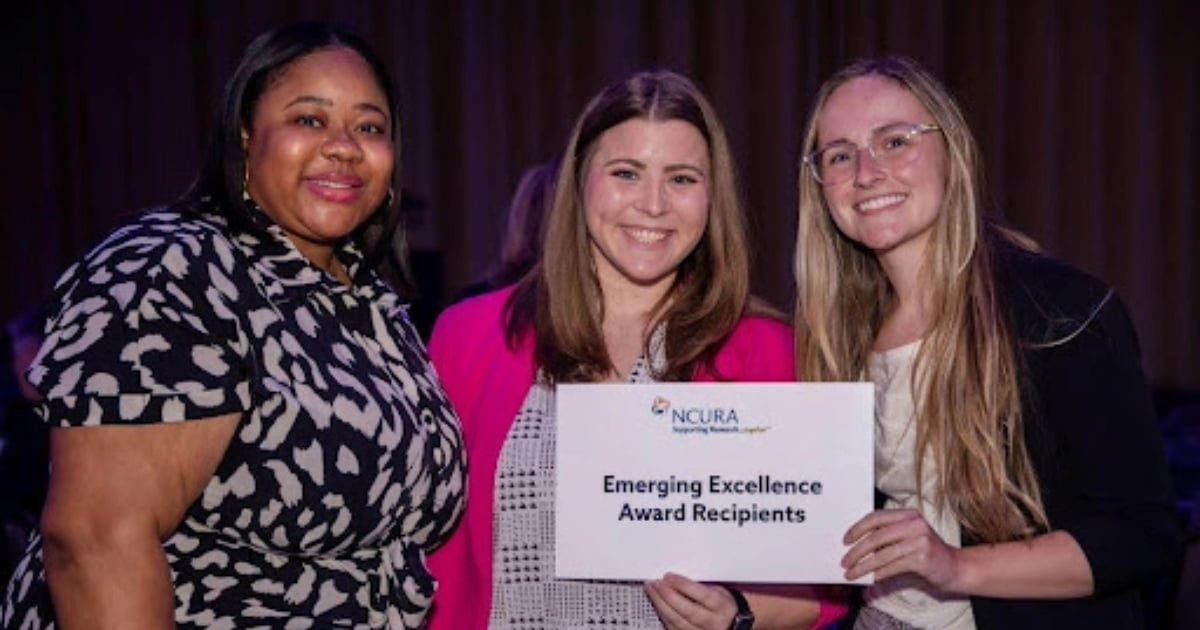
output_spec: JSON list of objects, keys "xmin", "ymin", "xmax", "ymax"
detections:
[
  {"xmin": 0, "ymin": 304, "xmax": 49, "ymax": 587},
  {"xmin": 456, "ymin": 158, "xmax": 559, "ymax": 301}
]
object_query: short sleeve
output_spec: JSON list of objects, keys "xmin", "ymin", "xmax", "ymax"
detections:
[{"xmin": 30, "ymin": 226, "xmax": 251, "ymax": 427}]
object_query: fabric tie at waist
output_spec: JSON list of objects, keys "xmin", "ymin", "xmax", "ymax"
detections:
[{"xmin": 354, "ymin": 537, "xmax": 436, "ymax": 629}]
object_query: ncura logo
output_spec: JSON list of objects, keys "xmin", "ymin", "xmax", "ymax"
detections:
[{"xmin": 670, "ymin": 406, "xmax": 739, "ymax": 425}]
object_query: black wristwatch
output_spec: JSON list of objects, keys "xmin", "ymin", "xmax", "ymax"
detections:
[{"xmin": 723, "ymin": 585, "xmax": 755, "ymax": 630}]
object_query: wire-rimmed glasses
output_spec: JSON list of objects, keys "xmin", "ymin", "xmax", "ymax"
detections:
[{"xmin": 802, "ymin": 123, "xmax": 942, "ymax": 186}]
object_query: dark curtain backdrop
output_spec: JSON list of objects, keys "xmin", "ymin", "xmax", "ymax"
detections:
[{"xmin": 3, "ymin": 0, "xmax": 1197, "ymax": 390}]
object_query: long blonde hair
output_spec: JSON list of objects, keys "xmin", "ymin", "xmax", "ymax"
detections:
[
  {"xmin": 794, "ymin": 57, "xmax": 1047, "ymax": 542},
  {"xmin": 507, "ymin": 69, "xmax": 755, "ymax": 382}
]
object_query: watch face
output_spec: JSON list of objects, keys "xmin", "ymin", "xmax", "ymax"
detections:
[{"xmin": 732, "ymin": 612, "xmax": 755, "ymax": 630}]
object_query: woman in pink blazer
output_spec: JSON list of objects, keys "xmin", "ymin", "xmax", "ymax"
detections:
[{"xmin": 427, "ymin": 70, "xmax": 846, "ymax": 630}]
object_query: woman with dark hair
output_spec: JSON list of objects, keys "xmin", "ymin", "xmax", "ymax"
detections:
[
  {"xmin": 426, "ymin": 70, "xmax": 844, "ymax": 630},
  {"xmin": 1, "ymin": 21, "xmax": 464, "ymax": 629},
  {"xmin": 794, "ymin": 56, "xmax": 1179, "ymax": 629}
]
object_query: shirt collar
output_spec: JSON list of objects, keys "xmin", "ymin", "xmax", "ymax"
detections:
[{"xmin": 230, "ymin": 204, "xmax": 393, "ymax": 309}]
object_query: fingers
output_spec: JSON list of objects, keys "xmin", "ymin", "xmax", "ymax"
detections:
[
  {"xmin": 845, "ymin": 532, "xmax": 923, "ymax": 581},
  {"xmin": 843, "ymin": 508, "xmax": 919, "ymax": 544},
  {"xmin": 644, "ymin": 573, "xmax": 736, "ymax": 630},
  {"xmin": 842, "ymin": 509, "xmax": 924, "ymax": 570},
  {"xmin": 661, "ymin": 573, "xmax": 729, "ymax": 607},
  {"xmin": 644, "ymin": 581, "xmax": 700, "ymax": 630},
  {"xmin": 840, "ymin": 510, "xmax": 960, "ymax": 586}
]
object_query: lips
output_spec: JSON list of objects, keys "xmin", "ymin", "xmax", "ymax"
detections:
[
  {"xmin": 304, "ymin": 173, "xmax": 365, "ymax": 203},
  {"xmin": 624, "ymin": 226, "xmax": 669, "ymax": 244},
  {"xmin": 854, "ymin": 193, "xmax": 906, "ymax": 213}
]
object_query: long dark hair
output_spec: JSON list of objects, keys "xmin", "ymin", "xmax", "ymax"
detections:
[{"xmin": 184, "ymin": 21, "xmax": 412, "ymax": 292}]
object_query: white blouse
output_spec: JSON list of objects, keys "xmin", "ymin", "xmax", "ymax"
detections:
[{"xmin": 864, "ymin": 340, "xmax": 976, "ymax": 630}]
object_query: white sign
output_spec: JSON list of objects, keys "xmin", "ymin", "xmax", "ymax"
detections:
[{"xmin": 555, "ymin": 382, "xmax": 873, "ymax": 584}]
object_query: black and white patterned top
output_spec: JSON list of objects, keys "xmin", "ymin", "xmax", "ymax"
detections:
[
  {"xmin": 489, "ymin": 330, "xmax": 664, "ymax": 630},
  {"xmin": 1, "ymin": 206, "xmax": 466, "ymax": 629}
]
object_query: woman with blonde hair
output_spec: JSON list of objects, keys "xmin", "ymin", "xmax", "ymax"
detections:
[
  {"xmin": 427, "ymin": 69, "xmax": 845, "ymax": 630},
  {"xmin": 794, "ymin": 55, "xmax": 1179, "ymax": 629}
]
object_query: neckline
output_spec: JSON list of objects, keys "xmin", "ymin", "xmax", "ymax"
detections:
[{"xmin": 871, "ymin": 338, "xmax": 922, "ymax": 361}]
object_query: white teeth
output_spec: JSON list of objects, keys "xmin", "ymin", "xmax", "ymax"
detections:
[
  {"xmin": 313, "ymin": 180, "xmax": 352, "ymax": 189},
  {"xmin": 856, "ymin": 193, "xmax": 906, "ymax": 212},
  {"xmin": 627, "ymin": 228, "xmax": 667, "ymax": 244}
]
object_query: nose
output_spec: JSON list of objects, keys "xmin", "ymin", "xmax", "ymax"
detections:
[
  {"xmin": 852, "ymin": 148, "xmax": 884, "ymax": 187},
  {"xmin": 636, "ymin": 179, "xmax": 668, "ymax": 217},
  {"xmin": 322, "ymin": 126, "xmax": 364, "ymax": 163}
]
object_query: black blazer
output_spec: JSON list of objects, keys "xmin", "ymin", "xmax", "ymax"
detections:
[{"xmin": 964, "ymin": 245, "xmax": 1182, "ymax": 630}]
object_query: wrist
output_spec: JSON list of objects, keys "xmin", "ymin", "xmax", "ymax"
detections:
[
  {"xmin": 946, "ymin": 545, "xmax": 977, "ymax": 595},
  {"xmin": 721, "ymin": 585, "xmax": 755, "ymax": 630}
]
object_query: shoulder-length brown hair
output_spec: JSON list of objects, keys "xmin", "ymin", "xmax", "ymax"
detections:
[
  {"xmin": 794, "ymin": 56, "xmax": 1046, "ymax": 543},
  {"xmin": 506, "ymin": 69, "xmax": 755, "ymax": 382}
]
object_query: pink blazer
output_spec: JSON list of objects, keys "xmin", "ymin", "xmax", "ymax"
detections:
[{"xmin": 426, "ymin": 286, "xmax": 846, "ymax": 629}]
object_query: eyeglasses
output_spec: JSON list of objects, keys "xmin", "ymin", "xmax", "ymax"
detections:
[{"xmin": 802, "ymin": 123, "xmax": 942, "ymax": 186}]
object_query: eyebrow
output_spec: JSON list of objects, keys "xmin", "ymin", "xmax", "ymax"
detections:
[
  {"xmin": 601, "ymin": 157, "xmax": 707, "ymax": 176},
  {"xmin": 284, "ymin": 95, "xmax": 390, "ymax": 119},
  {"xmin": 820, "ymin": 121, "xmax": 915, "ymax": 147}
]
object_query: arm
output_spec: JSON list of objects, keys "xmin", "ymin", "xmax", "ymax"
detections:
[
  {"xmin": 42, "ymin": 413, "xmax": 240, "ymax": 629},
  {"xmin": 841, "ymin": 509, "xmax": 1093, "ymax": 598},
  {"xmin": 842, "ymin": 289, "xmax": 1180, "ymax": 600},
  {"xmin": 423, "ymin": 304, "xmax": 471, "ymax": 630},
  {"xmin": 1031, "ymin": 291, "xmax": 1181, "ymax": 594},
  {"xmin": 29, "ymin": 216, "xmax": 253, "ymax": 628},
  {"xmin": 427, "ymin": 288, "xmax": 515, "ymax": 418},
  {"xmin": 425, "ymin": 288, "xmax": 525, "ymax": 630},
  {"xmin": 645, "ymin": 574, "xmax": 823, "ymax": 630},
  {"xmin": 953, "ymin": 531, "xmax": 1091, "ymax": 597},
  {"xmin": 742, "ymin": 585, "xmax": 839, "ymax": 630}
]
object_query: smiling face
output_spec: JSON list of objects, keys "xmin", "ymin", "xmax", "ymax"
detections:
[
  {"xmin": 243, "ymin": 46, "xmax": 394, "ymax": 267},
  {"xmin": 582, "ymin": 118, "xmax": 711, "ymax": 297},
  {"xmin": 816, "ymin": 75, "xmax": 947, "ymax": 265}
]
